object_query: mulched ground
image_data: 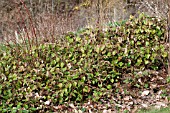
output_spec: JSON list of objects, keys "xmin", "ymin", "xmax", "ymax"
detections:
[{"xmin": 38, "ymin": 69, "xmax": 170, "ymax": 113}]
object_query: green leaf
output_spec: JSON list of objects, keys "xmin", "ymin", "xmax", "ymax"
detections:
[
  {"xmin": 157, "ymin": 30, "xmax": 162, "ymax": 37},
  {"xmin": 144, "ymin": 60, "xmax": 149, "ymax": 64},
  {"xmin": 66, "ymin": 36, "xmax": 74, "ymax": 43},
  {"xmin": 82, "ymin": 76, "xmax": 86, "ymax": 82},
  {"xmin": 118, "ymin": 62, "xmax": 123, "ymax": 67},
  {"xmin": 73, "ymin": 81, "xmax": 77, "ymax": 87},
  {"xmin": 100, "ymin": 45, "xmax": 105, "ymax": 51},
  {"xmin": 24, "ymin": 104, "xmax": 29, "ymax": 109},
  {"xmin": 107, "ymin": 85, "xmax": 112, "ymax": 90},
  {"xmin": 58, "ymin": 83, "xmax": 63, "ymax": 88},
  {"xmin": 144, "ymin": 83, "xmax": 149, "ymax": 88},
  {"xmin": 107, "ymin": 52, "xmax": 111, "ymax": 57},
  {"xmin": 137, "ymin": 41, "xmax": 141, "ymax": 45},
  {"xmin": 30, "ymin": 107, "xmax": 37, "ymax": 111},
  {"xmin": 64, "ymin": 88, "xmax": 68, "ymax": 95},
  {"xmin": 76, "ymin": 37, "xmax": 81, "ymax": 42},
  {"xmin": 83, "ymin": 86, "xmax": 89, "ymax": 93},
  {"xmin": 145, "ymin": 54, "xmax": 150, "ymax": 59},
  {"xmin": 145, "ymin": 41, "xmax": 149, "ymax": 46},
  {"xmin": 92, "ymin": 80, "xmax": 95, "ymax": 84},
  {"xmin": 62, "ymin": 67, "xmax": 67, "ymax": 72},
  {"xmin": 22, "ymin": 110, "xmax": 29, "ymax": 113},
  {"xmin": 110, "ymin": 79, "xmax": 114, "ymax": 83},
  {"xmin": 2, "ymin": 108, "xmax": 7, "ymax": 112},
  {"xmin": 162, "ymin": 52, "xmax": 168, "ymax": 58},
  {"xmin": 112, "ymin": 50, "xmax": 117, "ymax": 56},
  {"xmin": 95, "ymin": 45, "xmax": 100, "ymax": 53},
  {"xmin": 98, "ymin": 83, "xmax": 102, "ymax": 88},
  {"xmin": 112, "ymin": 59, "xmax": 118, "ymax": 65},
  {"xmin": 60, "ymin": 62, "xmax": 65, "ymax": 68},
  {"xmin": 56, "ymin": 57, "xmax": 60, "ymax": 62},
  {"xmin": 81, "ymin": 107, "xmax": 86, "ymax": 112},
  {"xmin": 127, "ymin": 61, "xmax": 131, "ymax": 67},
  {"xmin": 73, "ymin": 74, "xmax": 79, "ymax": 79},
  {"xmin": 135, "ymin": 84, "xmax": 140, "ymax": 88},
  {"xmin": 166, "ymin": 76, "xmax": 170, "ymax": 83},
  {"xmin": 136, "ymin": 58, "xmax": 142, "ymax": 66},
  {"xmin": 80, "ymin": 47, "xmax": 85, "ymax": 53}
]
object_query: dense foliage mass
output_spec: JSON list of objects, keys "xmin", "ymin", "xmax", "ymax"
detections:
[{"xmin": 0, "ymin": 13, "xmax": 168, "ymax": 112}]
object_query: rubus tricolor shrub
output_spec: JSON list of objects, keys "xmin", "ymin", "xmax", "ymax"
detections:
[{"xmin": 0, "ymin": 13, "xmax": 168, "ymax": 112}]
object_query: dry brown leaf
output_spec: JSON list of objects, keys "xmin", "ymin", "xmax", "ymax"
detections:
[{"xmin": 141, "ymin": 90, "xmax": 150, "ymax": 96}]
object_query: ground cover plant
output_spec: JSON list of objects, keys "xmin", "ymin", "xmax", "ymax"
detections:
[{"xmin": 0, "ymin": 13, "xmax": 169, "ymax": 112}]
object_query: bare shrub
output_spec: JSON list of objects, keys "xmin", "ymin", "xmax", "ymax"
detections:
[{"xmin": 0, "ymin": 0, "xmax": 169, "ymax": 44}]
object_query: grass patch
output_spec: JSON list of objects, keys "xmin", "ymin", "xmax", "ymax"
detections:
[{"xmin": 138, "ymin": 105, "xmax": 170, "ymax": 113}]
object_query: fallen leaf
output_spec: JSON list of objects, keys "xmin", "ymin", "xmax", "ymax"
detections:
[
  {"xmin": 69, "ymin": 103, "xmax": 76, "ymax": 109},
  {"xmin": 123, "ymin": 96, "xmax": 131, "ymax": 101},
  {"xmin": 141, "ymin": 90, "xmax": 150, "ymax": 96},
  {"xmin": 155, "ymin": 102, "xmax": 167, "ymax": 109},
  {"xmin": 141, "ymin": 103, "xmax": 148, "ymax": 108},
  {"xmin": 78, "ymin": 110, "xmax": 83, "ymax": 113},
  {"xmin": 44, "ymin": 100, "xmax": 50, "ymax": 105},
  {"xmin": 103, "ymin": 109, "xmax": 108, "ymax": 113}
]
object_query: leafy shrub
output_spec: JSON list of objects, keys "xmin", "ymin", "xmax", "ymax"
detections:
[{"xmin": 0, "ymin": 13, "xmax": 168, "ymax": 112}]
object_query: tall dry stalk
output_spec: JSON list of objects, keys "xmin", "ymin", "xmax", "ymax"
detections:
[{"xmin": 168, "ymin": 1, "xmax": 170, "ymax": 76}]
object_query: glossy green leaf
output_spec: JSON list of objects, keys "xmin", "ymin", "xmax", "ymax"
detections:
[
  {"xmin": 107, "ymin": 85, "xmax": 112, "ymax": 90},
  {"xmin": 118, "ymin": 62, "xmax": 123, "ymax": 67}
]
